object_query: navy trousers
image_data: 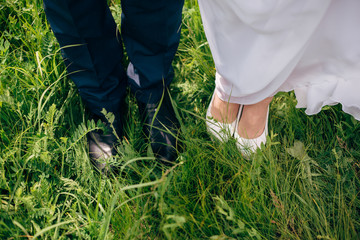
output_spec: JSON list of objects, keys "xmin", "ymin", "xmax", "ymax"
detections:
[{"xmin": 43, "ymin": 0, "xmax": 184, "ymax": 117}]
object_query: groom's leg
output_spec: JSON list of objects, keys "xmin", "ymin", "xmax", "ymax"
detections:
[
  {"xmin": 43, "ymin": 0, "xmax": 127, "ymax": 118},
  {"xmin": 43, "ymin": 0, "xmax": 127, "ymax": 171},
  {"xmin": 121, "ymin": 0, "xmax": 184, "ymax": 104},
  {"xmin": 121, "ymin": 0, "xmax": 184, "ymax": 164}
]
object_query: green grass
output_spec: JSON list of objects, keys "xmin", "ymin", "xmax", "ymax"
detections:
[{"xmin": 1, "ymin": 0, "xmax": 360, "ymax": 239}]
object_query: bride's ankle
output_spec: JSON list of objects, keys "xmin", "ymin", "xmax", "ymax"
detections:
[
  {"xmin": 237, "ymin": 114, "xmax": 266, "ymax": 139},
  {"xmin": 237, "ymin": 98, "xmax": 272, "ymax": 139},
  {"xmin": 210, "ymin": 92, "xmax": 239, "ymax": 123}
]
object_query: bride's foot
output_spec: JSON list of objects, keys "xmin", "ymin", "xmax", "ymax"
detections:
[
  {"xmin": 237, "ymin": 97, "xmax": 272, "ymax": 139},
  {"xmin": 206, "ymin": 90, "xmax": 240, "ymax": 141},
  {"xmin": 235, "ymin": 97, "xmax": 272, "ymax": 155},
  {"xmin": 211, "ymin": 91, "xmax": 239, "ymax": 124}
]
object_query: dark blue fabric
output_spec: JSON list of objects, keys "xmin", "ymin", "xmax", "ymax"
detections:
[
  {"xmin": 43, "ymin": 0, "xmax": 184, "ymax": 116},
  {"xmin": 121, "ymin": 0, "xmax": 184, "ymax": 104}
]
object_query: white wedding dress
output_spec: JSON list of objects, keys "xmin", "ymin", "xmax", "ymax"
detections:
[{"xmin": 198, "ymin": 0, "xmax": 360, "ymax": 120}]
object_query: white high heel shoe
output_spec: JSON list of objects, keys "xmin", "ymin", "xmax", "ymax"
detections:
[
  {"xmin": 206, "ymin": 91, "xmax": 238, "ymax": 142},
  {"xmin": 234, "ymin": 105, "xmax": 269, "ymax": 156}
]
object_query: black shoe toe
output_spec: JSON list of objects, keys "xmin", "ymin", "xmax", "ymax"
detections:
[
  {"xmin": 87, "ymin": 114, "xmax": 123, "ymax": 173},
  {"xmin": 138, "ymin": 90, "xmax": 180, "ymax": 165}
]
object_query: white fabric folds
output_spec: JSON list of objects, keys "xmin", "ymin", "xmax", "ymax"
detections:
[{"xmin": 198, "ymin": 0, "xmax": 360, "ymax": 120}]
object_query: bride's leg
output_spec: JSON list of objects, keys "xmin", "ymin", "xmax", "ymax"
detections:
[
  {"xmin": 210, "ymin": 91, "xmax": 239, "ymax": 124},
  {"xmin": 237, "ymin": 97, "xmax": 273, "ymax": 139}
]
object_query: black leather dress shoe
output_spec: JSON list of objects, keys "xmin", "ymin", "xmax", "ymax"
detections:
[
  {"xmin": 137, "ymin": 90, "xmax": 181, "ymax": 165},
  {"xmin": 87, "ymin": 114, "xmax": 123, "ymax": 173}
]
